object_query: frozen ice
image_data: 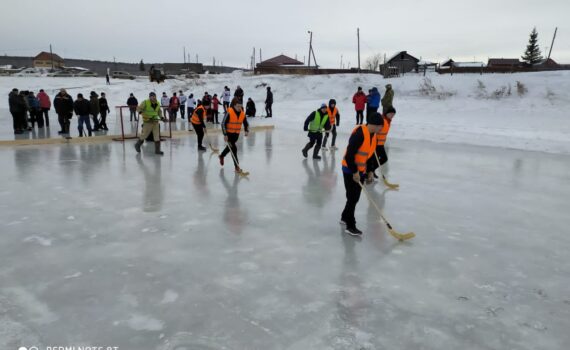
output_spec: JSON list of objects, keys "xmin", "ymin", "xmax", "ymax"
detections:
[{"xmin": 0, "ymin": 125, "xmax": 569, "ymax": 350}]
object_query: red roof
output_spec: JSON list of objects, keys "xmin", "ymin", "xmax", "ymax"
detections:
[
  {"xmin": 34, "ymin": 51, "xmax": 64, "ymax": 62},
  {"xmin": 258, "ymin": 54, "xmax": 303, "ymax": 67}
]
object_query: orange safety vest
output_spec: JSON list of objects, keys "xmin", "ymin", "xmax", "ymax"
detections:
[
  {"xmin": 191, "ymin": 105, "xmax": 205, "ymax": 124},
  {"xmin": 376, "ymin": 116, "xmax": 391, "ymax": 146},
  {"xmin": 226, "ymin": 107, "xmax": 245, "ymax": 134},
  {"xmin": 327, "ymin": 106, "xmax": 338, "ymax": 125},
  {"xmin": 342, "ymin": 125, "xmax": 377, "ymax": 173}
]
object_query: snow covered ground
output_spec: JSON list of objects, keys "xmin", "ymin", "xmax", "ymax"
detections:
[{"xmin": 2, "ymin": 70, "xmax": 570, "ymax": 153}]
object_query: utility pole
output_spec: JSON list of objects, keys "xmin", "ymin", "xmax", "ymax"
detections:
[
  {"xmin": 259, "ymin": 48, "xmax": 262, "ymax": 63},
  {"xmin": 196, "ymin": 54, "xmax": 198, "ymax": 63},
  {"xmin": 340, "ymin": 54, "xmax": 343, "ymax": 69},
  {"xmin": 49, "ymin": 44, "xmax": 54, "ymax": 71},
  {"xmin": 548, "ymin": 27, "xmax": 558, "ymax": 60},
  {"xmin": 307, "ymin": 31, "xmax": 313, "ymax": 68},
  {"xmin": 183, "ymin": 47, "xmax": 186, "ymax": 64},
  {"xmin": 357, "ymin": 28, "xmax": 361, "ymax": 72}
]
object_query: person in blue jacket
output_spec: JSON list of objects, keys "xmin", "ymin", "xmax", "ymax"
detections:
[{"xmin": 366, "ymin": 87, "xmax": 381, "ymax": 123}]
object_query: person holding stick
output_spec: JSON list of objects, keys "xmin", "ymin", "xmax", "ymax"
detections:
[{"xmin": 219, "ymin": 98, "xmax": 249, "ymax": 174}]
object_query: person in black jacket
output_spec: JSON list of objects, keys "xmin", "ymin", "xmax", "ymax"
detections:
[
  {"xmin": 127, "ymin": 93, "xmax": 138, "ymax": 121},
  {"xmin": 73, "ymin": 93, "xmax": 93, "ymax": 137},
  {"xmin": 245, "ymin": 98, "xmax": 256, "ymax": 117},
  {"xmin": 98, "ymin": 92, "xmax": 111, "ymax": 130},
  {"xmin": 189, "ymin": 100, "xmax": 210, "ymax": 151},
  {"xmin": 53, "ymin": 89, "xmax": 74, "ymax": 135},
  {"xmin": 302, "ymin": 104, "xmax": 330, "ymax": 160},
  {"xmin": 8, "ymin": 88, "xmax": 27, "ymax": 134},
  {"xmin": 340, "ymin": 113, "xmax": 383, "ymax": 236},
  {"xmin": 234, "ymin": 85, "xmax": 244, "ymax": 104},
  {"xmin": 264, "ymin": 86, "xmax": 273, "ymax": 118}
]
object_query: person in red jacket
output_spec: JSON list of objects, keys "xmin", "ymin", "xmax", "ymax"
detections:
[
  {"xmin": 352, "ymin": 86, "xmax": 367, "ymax": 125},
  {"xmin": 36, "ymin": 89, "xmax": 51, "ymax": 127},
  {"xmin": 168, "ymin": 92, "xmax": 180, "ymax": 121},
  {"xmin": 211, "ymin": 94, "xmax": 221, "ymax": 124}
]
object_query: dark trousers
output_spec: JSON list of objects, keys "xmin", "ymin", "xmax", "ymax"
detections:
[
  {"xmin": 221, "ymin": 133, "xmax": 240, "ymax": 167},
  {"xmin": 341, "ymin": 172, "xmax": 363, "ymax": 229},
  {"xmin": 366, "ymin": 106, "xmax": 378, "ymax": 123},
  {"xmin": 180, "ymin": 105, "xmax": 185, "ymax": 118},
  {"xmin": 265, "ymin": 103, "xmax": 272, "ymax": 117},
  {"xmin": 58, "ymin": 113, "xmax": 71, "ymax": 134},
  {"xmin": 29, "ymin": 109, "xmax": 38, "ymax": 127},
  {"xmin": 92, "ymin": 113, "xmax": 100, "ymax": 130},
  {"xmin": 223, "ymin": 101, "xmax": 229, "ymax": 113},
  {"xmin": 169, "ymin": 108, "xmax": 177, "ymax": 121},
  {"xmin": 11, "ymin": 111, "xmax": 21, "ymax": 131},
  {"xmin": 213, "ymin": 110, "xmax": 219, "ymax": 123},
  {"xmin": 355, "ymin": 110, "xmax": 364, "ymax": 124},
  {"xmin": 302, "ymin": 132, "xmax": 323, "ymax": 157},
  {"xmin": 187, "ymin": 107, "xmax": 195, "ymax": 118},
  {"xmin": 100, "ymin": 111, "xmax": 108, "ymax": 130},
  {"xmin": 192, "ymin": 122, "xmax": 204, "ymax": 147},
  {"xmin": 323, "ymin": 124, "xmax": 337, "ymax": 147},
  {"xmin": 41, "ymin": 108, "xmax": 50, "ymax": 127},
  {"xmin": 367, "ymin": 145, "xmax": 388, "ymax": 173},
  {"xmin": 77, "ymin": 115, "xmax": 93, "ymax": 136},
  {"xmin": 129, "ymin": 108, "xmax": 137, "ymax": 121}
]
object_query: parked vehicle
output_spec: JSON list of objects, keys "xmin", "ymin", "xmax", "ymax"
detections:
[
  {"xmin": 49, "ymin": 71, "xmax": 74, "ymax": 77},
  {"xmin": 112, "ymin": 71, "xmax": 136, "ymax": 79},
  {"xmin": 76, "ymin": 71, "xmax": 98, "ymax": 77},
  {"xmin": 13, "ymin": 68, "xmax": 47, "ymax": 77}
]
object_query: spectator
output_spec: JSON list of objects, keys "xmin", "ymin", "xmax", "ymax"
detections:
[
  {"xmin": 352, "ymin": 86, "xmax": 367, "ymax": 125},
  {"xmin": 245, "ymin": 98, "xmax": 256, "ymax": 118},
  {"xmin": 27, "ymin": 91, "xmax": 41, "ymax": 128},
  {"xmin": 89, "ymin": 91, "xmax": 101, "ymax": 131},
  {"xmin": 8, "ymin": 88, "xmax": 26, "ymax": 134},
  {"xmin": 265, "ymin": 86, "xmax": 273, "ymax": 118},
  {"xmin": 178, "ymin": 90, "xmax": 187, "ymax": 119},
  {"xmin": 234, "ymin": 85, "xmax": 244, "ymax": 104},
  {"xmin": 202, "ymin": 92, "xmax": 212, "ymax": 122},
  {"xmin": 74, "ymin": 93, "xmax": 93, "ymax": 137},
  {"xmin": 186, "ymin": 93, "xmax": 196, "ymax": 117},
  {"xmin": 127, "ymin": 93, "xmax": 138, "ymax": 121},
  {"xmin": 37, "ymin": 89, "xmax": 51, "ymax": 127},
  {"xmin": 381, "ymin": 84, "xmax": 394, "ymax": 115},
  {"xmin": 160, "ymin": 92, "xmax": 169, "ymax": 107},
  {"xmin": 53, "ymin": 89, "xmax": 73, "ymax": 135},
  {"xmin": 99, "ymin": 92, "xmax": 110, "ymax": 130},
  {"xmin": 211, "ymin": 93, "xmax": 221, "ymax": 124},
  {"xmin": 168, "ymin": 92, "xmax": 180, "ymax": 121},
  {"xmin": 221, "ymin": 86, "xmax": 231, "ymax": 113},
  {"xmin": 366, "ymin": 87, "xmax": 380, "ymax": 123}
]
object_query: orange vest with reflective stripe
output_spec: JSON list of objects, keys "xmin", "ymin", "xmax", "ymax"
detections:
[
  {"xmin": 376, "ymin": 116, "xmax": 391, "ymax": 146},
  {"xmin": 342, "ymin": 125, "xmax": 377, "ymax": 173},
  {"xmin": 327, "ymin": 106, "xmax": 338, "ymax": 125},
  {"xmin": 226, "ymin": 107, "xmax": 245, "ymax": 134},
  {"xmin": 191, "ymin": 105, "xmax": 205, "ymax": 124}
]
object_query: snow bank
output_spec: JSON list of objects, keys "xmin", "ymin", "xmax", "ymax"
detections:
[{"xmin": 2, "ymin": 70, "xmax": 569, "ymax": 154}]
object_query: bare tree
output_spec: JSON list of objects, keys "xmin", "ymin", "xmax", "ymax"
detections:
[{"xmin": 364, "ymin": 53, "xmax": 384, "ymax": 71}]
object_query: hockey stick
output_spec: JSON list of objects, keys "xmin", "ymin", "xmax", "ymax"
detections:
[
  {"xmin": 374, "ymin": 151, "xmax": 399, "ymax": 189},
  {"xmin": 357, "ymin": 181, "xmax": 415, "ymax": 241},
  {"xmin": 204, "ymin": 129, "xmax": 219, "ymax": 153},
  {"xmin": 225, "ymin": 141, "xmax": 249, "ymax": 177}
]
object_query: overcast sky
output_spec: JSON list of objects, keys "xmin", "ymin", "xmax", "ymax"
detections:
[{"xmin": 2, "ymin": 0, "xmax": 568, "ymax": 68}]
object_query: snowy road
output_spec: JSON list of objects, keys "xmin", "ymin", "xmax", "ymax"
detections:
[{"xmin": 0, "ymin": 128, "xmax": 569, "ymax": 350}]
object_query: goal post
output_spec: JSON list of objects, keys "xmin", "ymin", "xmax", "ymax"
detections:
[{"xmin": 112, "ymin": 105, "xmax": 139, "ymax": 141}]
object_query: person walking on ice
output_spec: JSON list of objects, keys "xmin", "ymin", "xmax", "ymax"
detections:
[
  {"xmin": 302, "ymin": 103, "xmax": 330, "ymax": 160},
  {"xmin": 219, "ymin": 98, "xmax": 249, "ymax": 174},
  {"xmin": 322, "ymin": 98, "xmax": 340, "ymax": 150},
  {"xmin": 190, "ymin": 100, "xmax": 210, "ymax": 151},
  {"xmin": 366, "ymin": 108, "xmax": 398, "ymax": 187},
  {"xmin": 340, "ymin": 113, "xmax": 383, "ymax": 236},
  {"xmin": 134, "ymin": 92, "xmax": 166, "ymax": 155}
]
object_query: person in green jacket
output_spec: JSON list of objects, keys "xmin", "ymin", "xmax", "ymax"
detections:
[
  {"xmin": 302, "ymin": 103, "xmax": 330, "ymax": 160},
  {"xmin": 134, "ymin": 92, "xmax": 166, "ymax": 155},
  {"xmin": 381, "ymin": 84, "xmax": 394, "ymax": 115}
]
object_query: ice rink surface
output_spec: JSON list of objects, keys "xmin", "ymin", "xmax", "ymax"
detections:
[{"xmin": 1, "ymin": 127, "xmax": 569, "ymax": 350}]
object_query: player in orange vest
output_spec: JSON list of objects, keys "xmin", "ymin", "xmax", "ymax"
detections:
[
  {"xmin": 340, "ymin": 112, "xmax": 383, "ymax": 236},
  {"xmin": 190, "ymin": 100, "xmax": 210, "ymax": 151},
  {"xmin": 366, "ymin": 107, "xmax": 396, "ymax": 182},
  {"xmin": 322, "ymin": 98, "xmax": 340, "ymax": 150},
  {"xmin": 219, "ymin": 98, "xmax": 249, "ymax": 172}
]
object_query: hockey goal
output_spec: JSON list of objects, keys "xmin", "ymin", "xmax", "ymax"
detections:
[{"xmin": 112, "ymin": 105, "xmax": 173, "ymax": 141}]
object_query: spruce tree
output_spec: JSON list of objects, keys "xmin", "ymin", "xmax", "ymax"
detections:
[
  {"xmin": 139, "ymin": 59, "xmax": 145, "ymax": 71},
  {"xmin": 522, "ymin": 27, "xmax": 543, "ymax": 65}
]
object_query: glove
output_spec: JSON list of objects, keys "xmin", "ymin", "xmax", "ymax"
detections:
[{"xmin": 352, "ymin": 172, "xmax": 361, "ymax": 183}]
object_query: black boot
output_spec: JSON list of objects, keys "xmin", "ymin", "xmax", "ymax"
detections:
[
  {"xmin": 302, "ymin": 144, "xmax": 310, "ymax": 158},
  {"xmin": 155, "ymin": 141, "xmax": 164, "ymax": 155},
  {"xmin": 313, "ymin": 145, "xmax": 321, "ymax": 160},
  {"xmin": 134, "ymin": 139, "xmax": 143, "ymax": 153},
  {"xmin": 78, "ymin": 129, "xmax": 83, "ymax": 137}
]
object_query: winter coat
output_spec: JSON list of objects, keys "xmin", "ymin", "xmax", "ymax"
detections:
[
  {"xmin": 352, "ymin": 91, "xmax": 367, "ymax": 111},
  {"xmin": 381, "ymin": 88, "xmax": 394, "ymax": 109},
  {"xmin": 99, "ymin": 97, "xmax": 110, "ymax": 113},
  {"xmin": 161, "ymin": 96, "xmax": 169, "ymax": 106},
  {"xmin": 127, "ymin": 96, "xmax": 138, "ymax": 110},
  {"xmin": 187, "ymin": 97, "xmax": 196, "ymax": 107},
  {"xmin": 37, "ymin": 91, "xmax": 51, "ymax": 109},
  {"xmin": 9, "ymin": 91, "xmax": 27, "ymax": 113},
  {"xmin": 234, "ymin": 88, "xmax": 244, "ymax": 103},
  {"xmin": 246, "ymin": 100, "xmax": 256, "ymax": 116},
  {"xmin": 169, "ymin": 96, "xmax": 180, "ymax": 110},
  {"xmin": 222, "ymin": 90, "xmax": 231, "ymax": 102},
  {"xmin": 304, "ymin": 110, "xmax": 331, "ymax": 133},
  {"xmin": 178, "ymin": 94, "xmax": 187, "ymax": 105},
  {"xmin": 265, "ymin": 90, "xmax": 273, "ymax": 104},
  {"xmin": 90, "ymin": 96, "xmax": 100, "ymax": 115},
  {"xmin": 74, "ymin": 99, "xmax": 91, "ymax": 116},
  {"xmin": 53, "ymin": 93, "xmax": 74, "ymax": 115},
  {"xmin": 28, "ymin": 95, "xmax": 40, "ymax": 110},
  {"xmin": 212, "ymin": 97, "xmax": 220, "ymax": 111},
  {"xmin": 367, "ymin": 87, "xmax": 381, "ymax": 108}
]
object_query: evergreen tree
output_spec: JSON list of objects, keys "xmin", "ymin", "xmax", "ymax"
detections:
[
  {"xmin": 139, "ymin": 59, "xmax": 145, "ymax": 71},
  {"xmin": 522, "ymin": 27, "xmax": 543, "ymax": 65}
]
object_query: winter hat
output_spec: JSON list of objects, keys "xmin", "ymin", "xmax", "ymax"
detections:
[
  {"xmin": 385, "ymin": 84, "xmax": 392, "ymax": 89},
  {"xmin": 320, "ymin": 103, "xmax": 327, "ymax": 109},
  {"xmin": 149, "ymin": 92, "xmax": 156, "ymax": 97},
  {"xmin": 77, "ymin": 93, "xmax": 84, "ymax": 98},
  {"xmin": 368, "ymin": 112, "xmax": 383, "ymax": 126},
  {"xmin": 329, "ymin": 99, "xmax": 336, "ymax": 106},
  {"xmin": 385, "ymin": 106, "xmax": 396, "ymax": 115}
]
